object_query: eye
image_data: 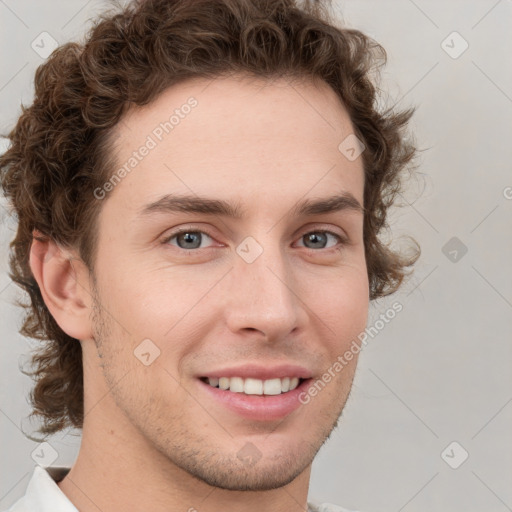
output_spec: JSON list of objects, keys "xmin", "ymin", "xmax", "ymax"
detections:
[
  {"xmin": 161, "ymin": 227, "xmax": 346, "ymax": 253},
  {"xmin": 163, "ymin": 229, "xmax": 215, "ymax": 250},
  {"xmin": 296, "ymin": 230, "xmax": 345, "ymax": 251}
]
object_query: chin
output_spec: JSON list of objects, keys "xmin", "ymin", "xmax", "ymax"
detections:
[{"xmin": 182, "ymin": 454, "xmax": 311, "ymax": 491}]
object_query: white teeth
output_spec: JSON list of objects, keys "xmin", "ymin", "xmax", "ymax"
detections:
[
  {"xmin": 205, "ymin": 376, "xmax": 304, "ymax": 395},
  {"xmin": 263, "ymin": 378, "xmax": 282, "ymax": 395},
  {"xmin": 244, "ymin": 378, "xmax": 263, "ymax": 395},
  {"xmin": 229, "ymin": 377, "xmax": 244, "ymax": 393}
]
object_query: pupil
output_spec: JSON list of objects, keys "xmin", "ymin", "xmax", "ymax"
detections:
[
  {"xmin": 180, "ymin": 232, "xmax": 200, "ymax": 249},
  {"xmin": 306, "ymin": 232, "xmax": 326, "ymax": 248}
]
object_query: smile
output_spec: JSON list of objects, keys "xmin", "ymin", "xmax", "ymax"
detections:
[
  {"xmin": 197, "ymin": 376, "xmax": 312, "ymax": 421},
  {"xmin": 200, "ymin": 376, "xmax": 303, "ymax": 395}
]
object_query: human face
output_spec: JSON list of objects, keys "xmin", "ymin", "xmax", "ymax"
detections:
[{"xmin": 87, "ymin": 74, "xmax": 369, "ymax": 491}]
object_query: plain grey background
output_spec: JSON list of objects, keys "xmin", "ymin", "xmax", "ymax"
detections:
[{"xmin": 1, "ymin": 1, "xmax": 511, "ymax": 511}]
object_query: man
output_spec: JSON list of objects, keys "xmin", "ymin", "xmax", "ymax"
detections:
[{"xmin": 0, "ymin": 0, "xmax": 419, "ymax": 510}]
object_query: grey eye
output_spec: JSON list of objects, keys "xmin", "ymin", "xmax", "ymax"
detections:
[
  {"xmin": 299, "ymin": 231, "xmax": 341, "ymax": 250},
  {"xmin": 167, "ymin": 231, "xmax": 214, "ymax": 250}
]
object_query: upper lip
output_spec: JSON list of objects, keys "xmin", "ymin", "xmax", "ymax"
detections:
[{"xmin": 199, "ymin": 363, "xmax": 313, "ymax": 380}]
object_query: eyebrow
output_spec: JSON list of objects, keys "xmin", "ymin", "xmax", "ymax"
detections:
[{"xmin": 138, "ymin": 192, "xmax": 365, "ymax": 219}]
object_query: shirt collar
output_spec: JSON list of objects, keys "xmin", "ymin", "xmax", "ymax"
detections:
[{"xmin": 20, "ymin": 466, "xmax": 76, "ymax": 512}]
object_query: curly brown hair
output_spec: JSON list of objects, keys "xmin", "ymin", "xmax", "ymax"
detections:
[{"xmin": 0, "ymin": 0, "xmax": 420, "ymax": 437}]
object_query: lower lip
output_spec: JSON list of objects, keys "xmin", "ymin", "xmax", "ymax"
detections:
[{"xmin": 197, "ymin": 378, "xmax": 312, "ymax": 421}]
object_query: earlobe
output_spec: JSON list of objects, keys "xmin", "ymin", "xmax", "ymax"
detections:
[{"xmin": 29, "ymin": 231, "xmax": 93, "ymax": 341}]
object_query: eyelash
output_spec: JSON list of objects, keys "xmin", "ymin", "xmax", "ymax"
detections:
[{"xmin": 161, "ymin": 227, "xmax": 348, "ymax": 254}]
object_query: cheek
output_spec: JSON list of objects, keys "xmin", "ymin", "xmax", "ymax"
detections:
[
  {"xmin": 309, "ymin": 275, "xmax": 369, "ymax": 373},
  {"xmin": 97, "ymin": 269, "xmax": 213, "ymax": 378},
  {"xmin": 101, "ymin": 267, "xmax": 194, "ymax": 336},
  {"xmin": 312, "ymin": 266, "xmax": 369, "ymax": 332}
]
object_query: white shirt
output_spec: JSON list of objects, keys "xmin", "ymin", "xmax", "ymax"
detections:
[{"xmin": 4, "ymin": 466, "xmax": 360, "ymax": 512}]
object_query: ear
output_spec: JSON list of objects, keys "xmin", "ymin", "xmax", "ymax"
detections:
[{"xmin": 29, "ymin": 230, "xmax": 94, "ymax": 341}]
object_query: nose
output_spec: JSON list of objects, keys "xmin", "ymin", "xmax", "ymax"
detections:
[{"xmin": 223, "ymin": 238, "xmax": 306, "ymax": 341}]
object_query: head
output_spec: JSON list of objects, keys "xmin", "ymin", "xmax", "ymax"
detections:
[{"xmin": 1, "ymin": 0, "xmax": 419, "ymax": 492}]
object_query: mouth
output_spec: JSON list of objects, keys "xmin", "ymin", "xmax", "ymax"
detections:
[
  {"xmin": 197, "ymin": 375, "xmax": 313, "ymax": 421},
  {"xmin": 199, "ymin": 376, "xmax": 307, "ymax": 396}
]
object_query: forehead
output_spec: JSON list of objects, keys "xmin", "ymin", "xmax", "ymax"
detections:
[{"xmin": 104, "ymin": 74, "xmax": 364, "ymax": 215}]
